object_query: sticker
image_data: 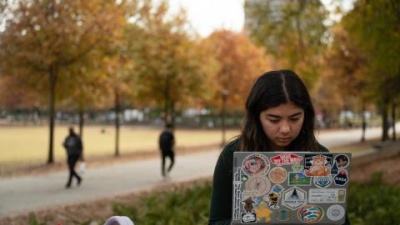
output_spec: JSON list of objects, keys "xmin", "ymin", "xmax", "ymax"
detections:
[
  {"xmin": 269, "ymin": 167, "xmax": 287, "ymax": 183},
  {"xmin": 309, "ymin": 188, "xmax": 346, "ymax": 203},
  {"xmin": 314, "ymin": 176, "xmax": 332, "ymax": 188},
  {"xmin": 331, "ymin": 162, "xmax": 339, "ymax": 175},
  {"xmin": 270, "ymin": 153, "xmax": 303, "ymax": 166},
  {"xmin": 276, "ymin": 209, "xmax": 291, "ymax": 221},
  {"xmin": 334, "ymin": 169, "xmax": 349, "ymax": 186},
  {"xmin": 327, "ymin": 205, "xmax": 345, "ymax": 221},
  {"xmin": 245, "ymin": 174, "xmax": 271, "ymax": 197},
  {"xmin": 292, "ymin": 164, "xmax": 303, "ymax": 172},
  {"xmin": 266, "ymin": 192, "xmax": 280, "ymax": 209},
  {"xmin": 241, "ymin": 212, "xmax": 256, "ymax": 223},
  {"xmin": 242, "ymin": 153, "xmax": 270, "ymax": 176},
  {"xmin": 288, "ymin": 172, "xmax": 311, "ymax": 186},
  {"xmin": 253, "ymin": 201, "xmax": 273, "ymax": 222},
  {"xmin": 243, "ymin": 197, "xmax": 255, "ymax": 213},
  {"xmin": 304, "ymin": 154, "xmax": 333, "ymax": 176},
  {"xmin": 282, "ymin": 187, "xmax": 307, "ymax": 210},
  {"xmin": 270, "ymin": 184, "xmax": 284, "ymax": 194},
  {"xmin": 334, "ymin": 154, "xmax": 350, "ymax": 169},
  {"xmin": 232, "ymin": 168, "xmax": 242, "ymax": 220},
  {"xmin": 297, "ymin": 205, "xmax": 324, "ymax": 223}
]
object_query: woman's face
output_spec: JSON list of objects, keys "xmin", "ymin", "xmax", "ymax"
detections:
[{"xmin": 259, "ymin": 103, "xmax": 304, "ymax": 150}]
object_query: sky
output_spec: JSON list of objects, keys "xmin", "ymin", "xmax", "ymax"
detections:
[
  {"xmin": 167, "ymin": 0, "xmax": 245, "ymax": 37},
  {"xmin": 166, "ymin": 0, "xmax": 355, "ymax": 37}
]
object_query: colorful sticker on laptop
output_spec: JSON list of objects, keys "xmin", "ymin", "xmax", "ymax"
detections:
[
  {"xmin": 334, "ymin": 154, "xmax": 350, "ymax": 169},
  {"xmin": 309, "ymin": 188, "xmax": 346, "ymax": 203},
  {"xmin": 276, "ymin": 209, "xmax": 291, "ymax": 222},
  {"xmin": 297, "ymin": 205, "xmax": 324, "ymax": 223},
  {"xmin": 245, "ymin": 174, "xmax": 271, "ymax": 197},
  {"xmin": 282, "ymin": 187, "xmax": 307, "ymax": 210},
  {"xmin": 242, "ymin": 153, "xmax": 270, "ymax": 176},
  {"xmin": 270, "ymin": 153, "xmax": 303, "ymax": 166},
  {"xmin": 266, "ymin": 192, "xmax": 280, "ymax": 209},
  {"xmin": 334, "ymin": 169, "xmax": 349, "ymax": 186},
  {"xmin": 292, "ymin": 164, "xmax": 304, "ymax": 172},
  {"xmin": 288, "ymin": 172, "xmax": 311, "ymax": 186},
  {"xmin": 327, "ymin": 205, "xmax": 345, "ymax": 221},
  {"xmin": 253, "ymin": 201, "xmax": 273, "ymax": 222},
  {"xmin": 269, "ymin": 167, "xmax": 287, "ymax": 184},
  {"xmin": 304, "ymin": 154, "xmax": 333, "ymax": 176},
  {"xmin": 314, "ymin": 176, "xmax": 333, "ymax": 188},
  {"xmin": 270, "ymin": 184, "xmax": 284, "ymax": 194},
  {"xmin": 241, "ymin": 212, "xmax": 257, "ymax": 223}
]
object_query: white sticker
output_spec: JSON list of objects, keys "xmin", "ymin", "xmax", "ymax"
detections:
[
  {"xmin": 327, "ymin": 205, "xmax": 345, "ymax": 221},
  {"xmin": 309, "ymin": 188, "xmax": 346, "ymax": 203}
]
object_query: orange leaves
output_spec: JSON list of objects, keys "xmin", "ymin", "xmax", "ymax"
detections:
[{"xmin": 202, "ymin": 30, "xmax": 270, "ymax": 111}]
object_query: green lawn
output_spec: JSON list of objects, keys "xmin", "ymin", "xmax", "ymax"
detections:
[{"xmin": 0, "ymin": 125, "xmax": 240, "ymax": 166}]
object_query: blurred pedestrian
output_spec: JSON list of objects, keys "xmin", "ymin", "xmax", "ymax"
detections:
[
  {"xmin": 158, "ymin": 123, "xmax": 175, "ymax": 178},
  {"xmin": 63, "ymin": 126, "xmax": 83, "ymax": 188}
]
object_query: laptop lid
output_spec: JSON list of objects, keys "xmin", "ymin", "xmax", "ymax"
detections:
[{"xmin": 232, "ymin": 152, "xmax": 351, "ymax": 224}]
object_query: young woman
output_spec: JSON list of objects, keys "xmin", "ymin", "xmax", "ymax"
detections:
[{"xmin": 208, "ymin": 70, "xmax": 350, "ymax": 225}]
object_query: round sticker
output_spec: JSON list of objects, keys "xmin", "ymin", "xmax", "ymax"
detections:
[
  {"xmin": 242, "ymin": 154, "xmax": 270, "ymax": 176},
  {"xmin": 327, "ymin": 205, "xmax": 345, "ymax": 221},
  {"xmin": 269, "ymin": 167, "xmax": 287, "ymax": 183},
  {"xmin": 276, "ymin": 209, "xmax": 291, "ymax": 221},
  {"xmin": 334, "ymin": 154, "xmax": 350, "ymax": 169},
  {"xmin": 297, "ymin": 205, "xmax": 324, "ymax": 223}
]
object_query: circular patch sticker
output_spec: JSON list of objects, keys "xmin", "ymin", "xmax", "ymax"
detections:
[
  {"xmin": 334, "ymin": 154, "xmax": 350, "ymax": 169},
  {"xmin": 276, "ymin": 209, "xmax": 291, "ymax": 221},
  {"xmin": 297, "ymin": 205, "xmax": 324, "ymax": 223},
  {"xmin": 327, "ymin": 205, "xmax": 345, "ymax": 221},
  {"xmin": 242, "ymin": 153, "xmax": 270, "ymax": 176},
  {"xmin": 245, "ymin": 174, "xmax": 271, "ymax": 197},
  {"xmin": 269, "ymin": 167, "xmax": 287, "ymax": 183}
]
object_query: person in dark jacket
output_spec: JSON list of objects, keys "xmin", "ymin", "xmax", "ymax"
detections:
[
  {"xmin": 158, "ymin": 123, "xmax": 175, "ymax": 178},
  {"xmin": 63, "ymin": 127, "xmax": 83, "ymax": 188},
  {"xmin": 208, "ymin": 70, "xmax": 350, "ymax": 225}
]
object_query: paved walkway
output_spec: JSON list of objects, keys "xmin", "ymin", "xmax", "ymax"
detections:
[
  {"xmin": 0, "ymin": 150, "xmax": 220, "ymax": 218},
  {"xmin": 0, "ymin": 126, "xmax": 388, "ymax": 218}
]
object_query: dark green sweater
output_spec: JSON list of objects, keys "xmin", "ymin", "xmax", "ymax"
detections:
[{"xmin": 208, "ymin": 138, "xmax": 351, "ymax": 225}]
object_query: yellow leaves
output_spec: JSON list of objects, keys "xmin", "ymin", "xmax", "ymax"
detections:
[{"xmin": 203, "ymin": 30, "xmax": 270, "ymax": 110}]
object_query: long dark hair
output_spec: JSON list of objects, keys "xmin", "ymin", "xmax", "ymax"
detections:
[{"xmin": 240, "ymin": 70, "xmax": 318, "ymax": 152}]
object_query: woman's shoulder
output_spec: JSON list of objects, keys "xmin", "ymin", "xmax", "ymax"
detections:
[
  {"xmin": 219, "ymin": 137, "xmax": 241, "ymax": 158},
  {"xmin": 317, "ymin": 143, "xmax": 330, "ymax": 152}
]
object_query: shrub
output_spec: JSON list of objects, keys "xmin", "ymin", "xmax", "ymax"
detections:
[
  {"xmin": 111, "ymin": 182, "xmax": 212, "ymax": 225},
  {"xmin": 348, "ymin": 172, "xmax": 400, "ymax": 225}
]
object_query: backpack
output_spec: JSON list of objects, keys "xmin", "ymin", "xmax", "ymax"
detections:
[
  {"xmin": 159, "ymin": 131, "xmax": 173, "ymax": 150},
  {"xmin": 65, "ymin": 135, "xmax": 82, "ymax": 155}
]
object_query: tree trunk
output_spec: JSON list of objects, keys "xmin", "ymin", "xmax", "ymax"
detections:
[
  {"xmin": 360, "ymin": 103, "xmax": 366, "ymax": 142},
  {"xmin": 78, "ymin": 107, "xmax": 85, "ymax": 161},
  {"xmin": 114, "ymin": 91, "xmax": 120, "ymax": 157},
  {"xmin": 381, "ymin": 97, "xmax": 390, "ymax": 142},
  {"xmin": 163, "ymin": 77, "xmax": 171, "ymax": 126},
  {"xmin": 392, "ymin": 101, "xmax": 397, "ymax": 140},
  {"xmin": 47, "ymin": 65, "xmax": 57, "ymax": 164}
]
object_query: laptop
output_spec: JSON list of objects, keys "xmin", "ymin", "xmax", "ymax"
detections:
[{"xmin": 232, "ymin": 151, "xmax": 351, "ymax": 224}]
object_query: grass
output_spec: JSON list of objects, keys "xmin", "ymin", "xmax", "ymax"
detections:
[
  {"xmin": 0, "ymin": 124, "xmax": 379, "ymax": 173},
  {"xmin": 0, "ymin": 125, "xmax": 240, "ymax": 166}
]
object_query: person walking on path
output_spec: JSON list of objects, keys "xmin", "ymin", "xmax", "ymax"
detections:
[
  {"xmin": 63, "ymin": 126, "xmax": 83, "ymax": 188},
  {"xmin": 158, "ymin": 123, "xmax": 175, "ymax": 178}
]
